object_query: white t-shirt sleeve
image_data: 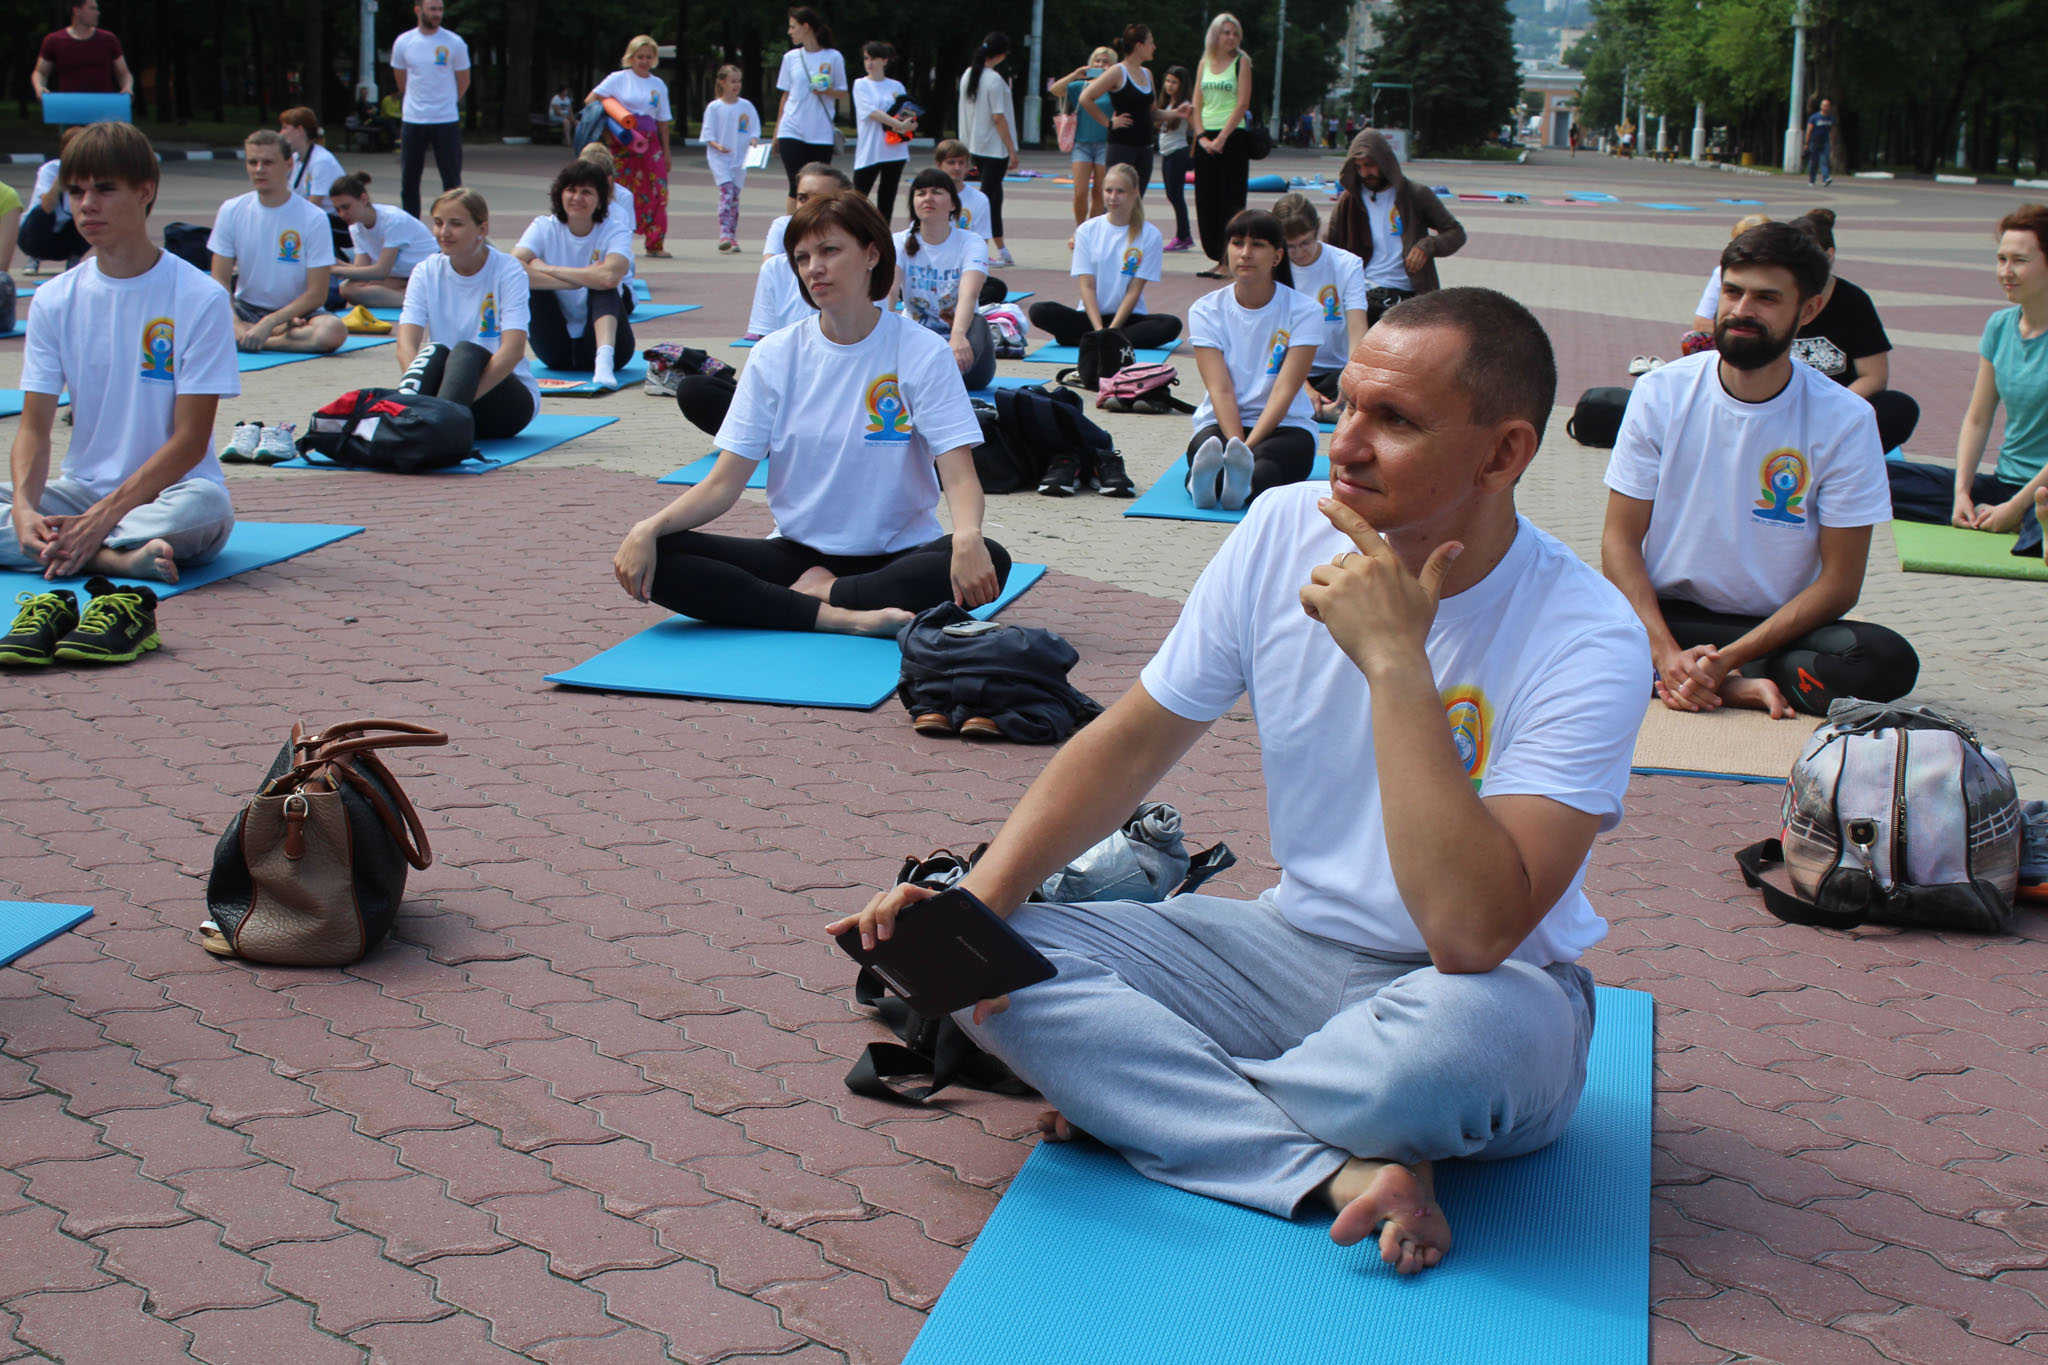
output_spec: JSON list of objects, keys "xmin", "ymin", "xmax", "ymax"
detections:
[
  {"xmin": 1188, "ymin": 290, "xmax": 1224, "ymax": 351},
  {"xmin": 496, "ymin": 253, "xmax": 531, "ymax": 335},
  {"xmin": 205, "ymin": 198, "xmax": 241, "ymax": 259},
  {"xmin": 1477, "ymin": 620, "xmax": 1650, "ymax": 828},
  {"xmin": 301, "ymin": 203, "xmax": 336, "ymax": 268},
  {"xmin": 1694, "ymin": 268, "xmax": 1721, "ymax": 323},
  {"xmin": 398, "ymin": 258, "xmax": 435, "ymax": 330},
  {"xmin": 775, "ymin": 48, "xmax": 801, "ymax": 97},
  {"xmin": 713, "ymin": 340, "xmax": 779, "ymax": 462},
  {"xmin": 1813, "ymin": 401, "xmax": 1892, "ymax": 528},
  {"xmin": 178, "ymin": 283, "xmax": 243, "ymax": 398},
  {"xmin": 900, "ymin": 325, "xmax": 982, "ymax": 454},
  {"xmin": 1603, "ymin": 378, "xmax": 1663, "ymax": 500},
  {"xmin": 1337, "ymin": 249, "xmax": 1369, "ymax": 313},
  {"xmin": 515, "ymin": 215, "xmax": 550, "ymax": 258},
  {"xmin": 1136, "ymin": 224, "xmax": 1164, "ymax": 284},
  {"xmin": 1139, "ymin": 503, "xmax": 1260, "ymax": 720},
  {"xmin": 19, "ymin": 289, "xmax": 64, "ymax": 395}
]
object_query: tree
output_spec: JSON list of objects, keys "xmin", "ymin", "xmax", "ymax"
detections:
[{"xmin": 1363, "ymin": 0, "xmax": 1522, "ymax": 153}]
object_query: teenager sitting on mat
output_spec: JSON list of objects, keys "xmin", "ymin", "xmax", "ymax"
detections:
[
  {"xmin": 1183, "ymin": 208, "xmax": 1321, "ymax": 512},
  {"xmin": 1602, "ymin": 222, "xmax": 1915, "ymax": 719},
  {"xmin": 933, "ymin": 140, "xmax": 1007, "ymax": 302},
  {"xmin": 1889, "ymin": 203, "xmax": 2048, "ymax": 554},
  {"xmin": 577, "ymin": 143, "xmax": 639, "ymax": 247},
  {"xmin": 22, "ymin": 127, "xmax": 87, "ymax": 266},
  {"xmin": 1027, "ymin": 162, "xmax": 1179, "ymax": 351},
  {"xmin": 615, "ymin": 190, "xmax": 1009, "ymax": 636},
  {"xmin": 208, "ymin": 130, "xmax": 347, "ymax": 355},
  {"xmin": 2, "ymin": 123, "xmax": 239, "ymax": 601},
  {"xmin": 513, "ymin": 160, "xmax": 636, "ymax": 388},
  {"xmin": 1273, "ymin": 191, "xmax": 1366, "ymax": 424},
  {"xmin": 892, "ymin": 168, "xmax": 996, "ymax": 391},
  {"xmin": 328, "ymin": 172, "xmax": 437, "ymax": 309},
  {"xmin": 1784, "ymin": 209, "xmax": 1919, "ymax": 453},
  {"xmin": 395, "ymin": 188, "xmax": 538, "ymax": 439},
  {"xmin": 833, "ymin": 288, "xmax": 1650, "ymax": 1275}
]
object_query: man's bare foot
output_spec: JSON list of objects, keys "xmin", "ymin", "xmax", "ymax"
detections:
[
  {"xmin": 1323, "ymin": 1157, "xmax": 1451, "ymax": 1274},
  {"xmin": 1034, "ymin": 1109, "xmax": 1088, "ymax": 1142},
  {"xmin": 791, "ymin": 565, "xmax": 837, "ymax": 600},
  {"xmin": 92, "ymin": 539, "xmax": 178, "ymax": 583},
  {"xmin": 1720, "ymin": 674, "xmax": 1794, "ymax": 718},
  {"xmin": 813, "ymin": 604, "xmax": 914, "ymax": 637}
]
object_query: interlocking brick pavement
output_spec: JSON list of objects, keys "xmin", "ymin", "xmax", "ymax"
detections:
[{"xmin": 2, "ymin": 144, "xmax": 2045, "ymax": 1363}]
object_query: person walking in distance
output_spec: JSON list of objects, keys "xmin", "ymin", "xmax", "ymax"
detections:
[
  {"xmin": 1805, "ymin": 98, "xmax": 1836, "ymax": 187},
  {"xmin": 586, "ymin": 35, "xmax": 674, "ymax": 257},
  {"xmin": 389, "ymin": 0, "xmax": 470, "ymax": 219},
  {"xmin": 957, "ymin": 33, "xmax": 1019, "ymax": 268},
  {"xmin": 772, "ymin": 6, "xmax": 848, "ymax": 216}
]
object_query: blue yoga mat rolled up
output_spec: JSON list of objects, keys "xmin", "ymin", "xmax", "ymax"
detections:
[
  {"xmin": 905, "ymin": 984, "xmax": 1653, "ymax": 1365},
  {"xmin": 0, "ymin": 903, "xmax": 93, "ymax": 967},
  {"xmin": 0, "ymin": 522, "xmax": 363, "ymax": 600},
  {"xmin": 42, "ymin": 92, "xmax": 130, "ymax": 125}
]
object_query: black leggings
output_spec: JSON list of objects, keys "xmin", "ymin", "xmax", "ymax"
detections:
[
  {"xmin": 526, "ymin": 287, "xmax": 636, "ymax": 371},
  {"xmin": 1191, "ymin": 136, "xmax": 1248, "ymax": 264},
  {"xmin": 399, "ymin": 121, "xmax": 463, "ymax": 219},
  {"xmin": 675, "ymin": 373, "xmax": 737, "ymax": 437},
  {"xmin": 1104, "ymin": 142, "xmax": 1155, "ymax": 199},
  {"xmin": 1865, "ymin": 389, "xmax": 1920, "ymax": 453},
  {"xmin": 778, "ymin": 138, "xmax": 834, "ymax": 196},
  {"xmin": 1187, "ymin": 422, "xmax": 1317, "ymax": 501},
  {"xmin": 854, "ymin": 160, "xmax": 905, "ymax": 224},
  {"xmin": 1658, "ymin": 597, "xmax": 1919, "ymax": 717},
  {"xmin": 1026, "ymin": 302, "xmax": 1183, "ymax": 350},
  {"xmin": 21, "ymin": 207, "xmax": 86, "ymax": 262},
  {"xmin": 400, "ymin": 341, "xmax": 535, "ymax": 439},
  {"xmin": 649, "ymin": 530, "xmax": 1013, "ymax": 631},
  {"xmin": 1159, "ymin": 146, "xmax": 1192, "ymax": 240},
  {"xmin": 971, "ymin": 155, "xmax": 1008, "ymax": 238}
]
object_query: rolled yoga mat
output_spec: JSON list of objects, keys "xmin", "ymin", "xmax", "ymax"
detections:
[
  {"xmin": 903, "ymin": 984, "xmax": 1653, "ymax": 1365},
  {"xmin": 1891, "ymin": 519, "xmax": 2048, "ymax": 582},
  {"xmin": 0, "ymin": 523, "xmax": 364, "ymax": 600},
  {"xmin": 41, "ymin": 92, "xmax": 130, "ymax": 125}
]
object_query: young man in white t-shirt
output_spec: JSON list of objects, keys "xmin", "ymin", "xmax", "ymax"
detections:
[
  {"xmin": 1, "ymin": 124, "xmax": 240, "ymax": 665},
  {"xmin": 388, "ymin": 0, "xmax": 469, "ymax": 218},
  {"xmin": 208, "ymin": 131, "xmax": 346, "ymax": 355},
  {"xmin": 833, "ymin": 289, "xmax": 1650, "ymax": 1274},
  {"xmin": 1602, "ymin": 222, "xmax": 1916, "ymax": 718},
  {"xmin": 935, "ymin": 140, "xmax": 1003, "ymax": 303}
]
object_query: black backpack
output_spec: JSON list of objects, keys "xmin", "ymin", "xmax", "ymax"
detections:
[
  {"xmin": 1056, "ymin": 327, "xmax": 1136, "ymax": 391},
  {"xmin": 1567, "ymin": 386, "xmax": 1632, "ymax": 448},
  {"xmin": 164, "ymin": 222, "xmax": 212, "ymax": 272},
  {"xmin": 297, "ymin": 388, "xmax": 478, "ymax": 473},
  {"xmin": 972, "ymin": 385, "xmax": 1116, "ymax": 493},
  {"xmin": 0, "ymin": 273, "xmax": 15, "ymax": 335}
]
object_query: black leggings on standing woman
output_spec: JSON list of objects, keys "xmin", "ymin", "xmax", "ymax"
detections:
[
  {"xmin": 778, "ymin": 138, "xmax": 834, "ymax": 196},
  {"xmin": 854, "ymin": 161, "xmax": 906, "ymax": 223},
  {"xmin": 649, "ymin": 530, "xmax": 1014, "ymax": 632},
  {"xmin": 971, "ymin": 154, "xmax": 1008, "ymax": 239},
  {"xmin": 1191, "ymin": 136, "xmax": 1248, "ymax": 265},
  {"xmin": 399, "ymin": 341, "xmax": 536, "ymax": 439},
  {"xmin": 1160, "ymin": 145, "xmax": 1192, "ymax": 241}
]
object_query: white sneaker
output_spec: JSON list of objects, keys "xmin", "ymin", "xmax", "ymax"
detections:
[
  {"xmin": 1187, "ymin": 436, "xmax": 1224, "ymax": 510},
  {"xmin": 1220, "ymin": 438, "xmax": 1254, "ymax": 511},
  {"xmin": 1626, "ymin": 355, "xmax": 1665, "ymax": 377},
  {"xmin": 992, "ymin": 246, "xmax": 1017, "ymax": 268},
  {"xmin": 224, "ymin": 421, "xmax": 263, "ymax": 463},
  {"xmin": 255, "ymin": 422, "xmax": 298, "ymax": 464}
]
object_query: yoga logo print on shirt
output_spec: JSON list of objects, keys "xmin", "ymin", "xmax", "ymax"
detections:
[
  {"xmin": 1753, "ymin": 448, "xmax": 1809, "ymax": 526},
  {"xmin": 1387, "ymin": 205, "xmax": 1403, "ymax": 237},
  {"xmin": 739, "ymin": 113, "xmax": 751, "ymax": 132},
  {"xmin": 478, "ymin": 292, "xmax": 501, "ymax": 340},
  {"xmin": 277, "ymin": 229, "xmax": 303, "ymax": 263},
  {"xmin": 434, "ymin": 46, "xmax": 449, "ymax": 66},
  {"xmin": 1790, "ymin": 336, "xmax": 1848, "ymax": 377},
  {"xmin": 863, "ymin": 373, "xmax": 914, "ymax": 443},
  {"xmin": 1265, "ymin": 329, "xmax": 1292, "ymax": 375},
  {"xmin": 139, "ymin": 317, "xmax": 176, "ymax": 383},
  {"xmin": 1442, "ymin": 686, "xmax": 1491, "ymax": 786},
  {"xmin": 1317, "ymin": 283, "xmax": 1341, "ymax": 322},
  {"xmin": 1121, "ymin": 245, "xmax": 1141, "ymax": 277}
]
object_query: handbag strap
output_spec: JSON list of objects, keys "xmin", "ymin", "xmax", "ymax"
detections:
[
  {"xmin": 1735, "ymin": 839, "xmax": 1871, "ymax": 929},
  {"xmin": 295, "ymin": 719, "xmax": 450, "ymax": 764}
]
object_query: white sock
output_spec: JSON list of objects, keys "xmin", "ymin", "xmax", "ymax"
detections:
[{"xmin": 593, "ymin": 344, "xmax": 617, "ymax": 384}]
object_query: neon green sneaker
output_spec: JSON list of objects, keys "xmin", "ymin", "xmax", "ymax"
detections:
[
  {"xmin": 0, "ymin": 588, "xmax": 80, "ymax": 665},
  {"xmin": 52, "ymin": 577, "xmax": 161, "ymax": 664}
]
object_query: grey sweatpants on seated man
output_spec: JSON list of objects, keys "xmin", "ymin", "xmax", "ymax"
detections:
[
  {"xmin": 958, "ymin": 892, "xmax": 1596, "ymax": 1217},
  {"xmin": 0, "ymin": 477, "xmax": 235, "ymax": 569}
]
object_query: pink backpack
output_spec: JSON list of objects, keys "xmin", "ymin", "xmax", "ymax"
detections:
[{"xmin": 1093, "ymin": 362, "xmax": 1194, "ymax": 415}]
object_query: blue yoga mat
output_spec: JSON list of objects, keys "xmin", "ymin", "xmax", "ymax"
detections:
[
  {"xmin": 365, "ymin": 302, "xmax": 697, "ymax": 325},
  {"xmin": 0, "ymin": 390, "xmax": 69, "ymax": 417},
  {"xmin": 658, "ymin": 451, "xmax": 766, "ymax": 489},
  {"xmin": 631, "ymin": 278, "xmax": 652, "ymax": 301},
  {"xmin": 536, "ymin": 358, "xmax": 647, "ymax": 395},
  {"xmin": 969, "ymin": 375, "xmax": 1054, "ymax": 401},
  {"xmin": 1026, "ymin": 339, "xmax": 1181, "ymax": 365},
  {"xmin": 1637, "ymin": 203, "xmax": 1701, "ymax": 212},
  {"xmin": 42, "ymin": 92, "xmax": 130, "ymax": 125},
  {"xmin": 547, "ymin": 563, "xmax": 1047, "ymax": 708},
  {"xmin": 730, "ymin": 337, "xmax": 758, "ymax": 348},
  {"xmin": 1125, "ymin": 455, "xmax": 1331, "ymax": 524},
  {"xmin": 235, "ymin": 335, "xmax": 395, "ymax": 372},
  {"xmin": 1718, "ymin": 198, "xmax": 1765, "ymax": 205},
  {"xmin": 904, "ymin": 984, "xmax": 1652, "ymax": 1365},
  {"xmin": 1004, "ymin": 290, "xmax": 1033, "ymax": 304},
  {"xmin": 0, "ymin": 903, "xmax": 94, "ymax": 967},
  {"xmin": 271, "ymin": 413, "xmax": 618, "ymax": 475},
  {"xmin": 0, "ymin": 522, "xmax": 363, "ymax": 600}
]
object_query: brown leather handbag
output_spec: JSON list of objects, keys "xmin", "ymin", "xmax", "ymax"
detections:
[{"xmin": 202, "ymin": 720, "xmax": 449, "ymax": 965}]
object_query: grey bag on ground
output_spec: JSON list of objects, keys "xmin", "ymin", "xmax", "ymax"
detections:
[
  {"xmin": 1737, "ymin": 700, "xmax": 2022, "ymax": 932},
  {"xmin": 1039, "ymin": 801, "xmax": 1190, "ymax": 904}
]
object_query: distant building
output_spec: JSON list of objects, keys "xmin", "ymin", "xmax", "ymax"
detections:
[{"xmin": 1521, "ymin": 60, "xmax": 1584, "ymax": 149}]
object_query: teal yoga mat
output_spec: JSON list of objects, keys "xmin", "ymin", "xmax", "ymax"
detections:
[
  {"xmin": 659, "ymin": 451, "xmax": 766, "ymax": 488},
  {"xmin": 0, "ymin": 522, "xmax": 363, "ymax": 600},
  {"xmin": 272, "ymin": 413, "xmax": 617, "ymax": 475},
  {"xmin": 1025, "ymin": 339, "xmax": 1181, "ymax": 365},
  {"xmin": 0, "ymin": 390, "xmax": 69, "ymax": 417},
  {"xmin": 1125, "ymin": 455, "xmax": 1331, "ymax": 524},
  {"xmin": 0, "ymin": 903, "xmax": 93, "ymax": 967},
  {"xmin": 365, "ymin": 302, "xmax": 698, "ymax": 325},
  {"xmin": 1637, "ymin": 202, "xmax": 1701, "ymax": 212},
  {"xmin": 235, "ymin": 335, "xmax": 395, "ymax": 371},
  {"xmin": 547, "ymin": 563, "xmax": 1047, "ymax": 708},
  {"xmin": 536, "ymin": 358, "xmax": 647, "ymax": 395},
  {"xmin": 904, "ymin": 984, "xmax": 1653, "ymax": 1365}
]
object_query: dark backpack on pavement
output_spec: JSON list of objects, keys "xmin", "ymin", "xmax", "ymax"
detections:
[
  {"xmin": 972, "ymin": 385, "xmax": 1117, "ymax": 493},
  {"xmin": 1567, "ymin": 385, "xmax": 1632, "ymax": 448},
  {"xmin": 164, "ymin": 222, "xmax": 212, "ymax": 272},
  {"xmin": 1056, "ymin": 327, "xmax": 1136, "ymax": 391},
  {"xmin": 297, "ymin": 388, "xmax": 478, "ymax": 473}
]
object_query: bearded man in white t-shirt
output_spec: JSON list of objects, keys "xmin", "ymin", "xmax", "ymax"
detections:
[
  {"xmin": 1601, "ymin": 222, "xmax": 1916, "ymax": 719},
  {"xmin": 834, "ymin": 288, "xmax": 1650, "ymax": 1275}
]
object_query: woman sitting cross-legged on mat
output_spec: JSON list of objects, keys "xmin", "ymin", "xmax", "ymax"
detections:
[
  {"xmin": 513, "ymin": 160, "xmax": 637, "ymax": 389},
  {"xmin": 395, "ymin": 189, "xmax": 538, "ymax": 439},
  {"xmin": 1183, "ymin": 208, "xmax": 1322, "ymax": 511},
  {"xmin": 329, "ymin": 173, "xmax": 437, "ymax": 310},
  {"xmin": 891, "ymin": 168, "xmax": 996, "ymax": 392},
  {"xmin": 1027, "ymin": 162, "xmax": 1181, "ymax": 351},
  {"xmin": 613, "ymin": 190, "xmax": 1010, "ymax": 636}
]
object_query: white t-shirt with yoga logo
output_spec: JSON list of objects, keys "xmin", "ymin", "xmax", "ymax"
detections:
[
  {"xmin": 593, "ymin": 68, "xmax": 672, "ymax": 125},
  {"xmin": 713, "ymin": 311, "xmax": 981, "ymax": 556},
  {"xmin": 516, "ymin": 213, "xmax": 634, "ymax": 338},
  {"xmin": 347, "ymin": 202, "xmax": 437, "ymax": 279},
  {"xmin": 956, "ymin": 183, "xmax": 993, "ymax": 243},
  {"xmin": 776, "ymin": 46, "xmax": 845, "ymax": 146},
  {"xmin": 702, "ymin": 97, "xmax": 762, "ymax": 186},
  {"xmin": 1187, "ymin": 282, "xmax": 1324, "ymax": 436},
  {"xmin": 391, "ymin": 26, "xmax": 470, "ymax": 124},
  {"xmin": 206, "ymin": 191, "xmax": 337, "ymax": 311},
  {"xmin": 21, "ymin": 249, "xmax": 241, "ymax": 498},
  {"xmin": 1603, "ymin": 350, "xmax": 1892, "ymax": 618},
  {"xmin": 399, "ymin": 246, "xmax": 539, "ymax": 407},
  {"xmin": 1285, "ymin": 242, "xmax": 1369, "ymax": 371},
  {"xmin": 288, "ymin": 144, "xmax": 345, "ymax": 204},
  {"xmin": 1141, "ymin": 483, "xmax": 1649, "ymax": 964},
  {"xmin": 893, "ymin": 225, "xmax": 988, "ymax": 332},
  {"xmin": 1359, "ymin": 183, "xmax": 1409, "ymax": 289},
  {"xmin": 853, "ymin": 77, "xmax": 908, "ymax": 170},
  {"xmin": 1070, "ymin": 213, "xmax": 1162, "ymax": 317}
]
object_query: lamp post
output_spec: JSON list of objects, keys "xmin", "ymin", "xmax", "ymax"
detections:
[
  {"xmin": 359, "ymin": 0, "xmax": 379, "ymax": 102},
  {"xmin": 1268, "ymin": 0, "xmax": 1288, "ymax": 137},
  {"xmin": 1692, "ymin": 100, "xmax": 1705, "ymax": 161},
  {"xmin": 1782, "ymin": 0, "xmax": 1810, "ymax": 172},
  {"xmin": 1023, "ymin": 0, "xmax": 1043, "ymax": 147}
]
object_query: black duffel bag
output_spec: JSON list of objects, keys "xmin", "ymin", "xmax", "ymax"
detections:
[
  {"xmin": 297, "ymin": 388, "xmax": 477, "ymax": 473},
  {"xmin": 1567, "ymin": 385, "xmax": 1632, "ymax": 449}
]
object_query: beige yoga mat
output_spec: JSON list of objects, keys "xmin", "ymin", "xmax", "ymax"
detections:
[{"xmin": 1630, "ymin": 700, "xmax": 1819, "ymax": 781}]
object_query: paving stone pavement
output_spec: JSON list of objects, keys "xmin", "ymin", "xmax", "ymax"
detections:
[{"xmin": 1, "ymin": 145, "xmax": 2045, "ymax": 1363}]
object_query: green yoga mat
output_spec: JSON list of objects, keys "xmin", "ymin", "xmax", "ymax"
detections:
[
  {"xmin": 905, "ymin": 984, "xmax": 1653, "ymax": 1365},
  {"xmin": 1891, "ymin": 519, "xmax": 2048, "ymax": 582}
]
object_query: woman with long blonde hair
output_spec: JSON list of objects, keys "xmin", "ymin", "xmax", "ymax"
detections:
[
  {"xmin": 1191, "ymin": 12, "xmax": 1252, "ymax": 278},
  {"xmin": 584, "ymin": 34, "xmax": 674, "ymax": 256}
]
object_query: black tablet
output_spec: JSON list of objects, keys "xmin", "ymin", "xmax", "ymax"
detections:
[{"xmin": 837, "ymin": 887, "xmax": 1057, "ymax": 1019}]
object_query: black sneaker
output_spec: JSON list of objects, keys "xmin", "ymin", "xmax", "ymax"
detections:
[
  {"xmin": 52, "ymin": 578, "xmax": 161, "ymax": 664},
  {"xmin": 1091, "ymin": 452, "xmax": 1135, "ymax": 497},
  {"xmin": 1038, "ymin": 455, "xmax": 1080, "ymax": 497},
  {"xmin": 0, "ymin": 588, "xmax": 80, "ymax": 666}
]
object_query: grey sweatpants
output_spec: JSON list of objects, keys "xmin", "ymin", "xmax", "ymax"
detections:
[
  {"xmin": 0, "ymin": 476, "xmax": 235, "ymax": 569},
  {"xmin": 958, "ymin": 892, "xmax": 1596, "ymax": 1219}
]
